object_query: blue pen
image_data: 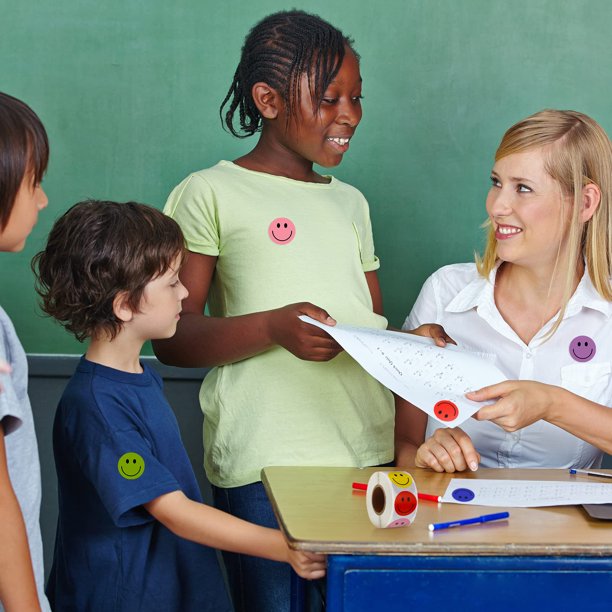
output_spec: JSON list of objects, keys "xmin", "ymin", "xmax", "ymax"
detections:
[
  {"xmin": 428, "ymin": 511, "xmax": 510, "ymax": 532},
  {"xmin": 569, "ymin": 468, "xmax": 612, "ymax": 480}
]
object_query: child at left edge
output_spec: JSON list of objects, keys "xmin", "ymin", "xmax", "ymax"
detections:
[
  {"xmin": 32, "ymin": 200, "xmax": 325, "ymax": 612},
  {"xmin": 0, "ymin": 91, "xmax": 50, "ymax": 612}
]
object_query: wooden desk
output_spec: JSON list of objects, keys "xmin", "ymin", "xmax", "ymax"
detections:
[{"xmin": 262, "ymin": 466, "xmax": 612, "ymax": 612}]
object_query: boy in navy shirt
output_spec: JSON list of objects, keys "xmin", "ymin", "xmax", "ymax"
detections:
[{"xmin": 33, "ymin": 200, "xmax": 325, "ymax": 611}]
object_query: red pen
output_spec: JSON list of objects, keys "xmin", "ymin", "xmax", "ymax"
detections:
[
  {"xmin": 351, "ymin": 482, "xmax": 441, "ymax": 502},
  {"xmin": 417, "ymin": 492, "xmax": 442, "ymax": 503}
]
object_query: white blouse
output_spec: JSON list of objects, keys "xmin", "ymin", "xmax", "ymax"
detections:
[{"xmin": 404, "ymin": 263, "xmax": 612, "ymax": 469}]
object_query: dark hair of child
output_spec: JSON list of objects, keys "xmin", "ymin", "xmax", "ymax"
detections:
[
  {"xmin": 32, "ymin": 200, "xmax": 185, "ymax": 342},
  {"xmin": 220, "ymin": 9, "xmax": 357, "ymax": 137},
  {"xmin": 0, "ymin": 91, "xmax": 49, "ymax": 229}
]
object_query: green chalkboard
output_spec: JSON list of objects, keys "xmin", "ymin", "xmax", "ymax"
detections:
[{"xmin": 1, "ymin": 0, "xmax": 611, "ymax": 354}]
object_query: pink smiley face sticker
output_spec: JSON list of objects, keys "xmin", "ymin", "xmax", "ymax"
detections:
[
  {"xmin": 387, "ymin": 518, "xmax": 411, "ymax": 528},
  {"xmin": 268, "ymin": 218, "xmax": 296, "ymax": 245}
]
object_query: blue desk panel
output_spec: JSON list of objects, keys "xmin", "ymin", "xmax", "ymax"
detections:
[{"xmin": 326, "ymin": 555, "xmax": 612, "ymax": 612}]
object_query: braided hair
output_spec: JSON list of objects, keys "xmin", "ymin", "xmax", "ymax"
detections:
[{"xmin": 220, "ymin": 10, "xmax": 356, "ymax": 138}]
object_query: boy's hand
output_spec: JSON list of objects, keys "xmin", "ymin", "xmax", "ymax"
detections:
[
  {"xmin": 406, "ymin": 324, "xmax": 456, "ymax": 348},
  {"xmin": 267, "ymin": 303, "xmax": 343, "ymax": 361},
  {"xmin": 287, "ymin": 548, "xmax": 326, "ymax": 580}
]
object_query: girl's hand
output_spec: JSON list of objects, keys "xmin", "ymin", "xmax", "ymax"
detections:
[
  {"xmin": 286, "ymin": 548, "xmax": 326, "ymax": 580},
  {"xmin": 267, "ymin": 303, "xmax": 343, "ymax": 361},
  {"xmin": 415, "ymin": 427, "xmax": 480, "ymax": 472},
  {"xmin": 468, "ymin": 381, "xmax": 557, "ymax": 432},
  {"xmin": 406, "ymin": 324, "xmax": 456, "ymax": 347}
]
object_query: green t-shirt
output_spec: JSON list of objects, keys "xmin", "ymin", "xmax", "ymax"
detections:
[{"xmin": 165, "ymin": 161, "xmax": 394, "ymax": 487}]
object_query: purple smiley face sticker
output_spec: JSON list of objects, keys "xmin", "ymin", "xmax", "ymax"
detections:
[{"xmin": 569, "ymin": 336, "xmax": 596, "ymax": 362}]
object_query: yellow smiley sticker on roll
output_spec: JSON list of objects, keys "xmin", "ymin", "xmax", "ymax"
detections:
[
  {"xmin": 388, "ymin": 471, "xmax": 412, "ymax": 487},
  {"xmin": 118, "ymin": 452, "xmax": 145, "ymax": 480}
]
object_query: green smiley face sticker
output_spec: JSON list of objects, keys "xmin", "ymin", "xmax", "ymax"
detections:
[{"xmin": 118, "ymin": 452, "xmax": 145, "ymax": 480}]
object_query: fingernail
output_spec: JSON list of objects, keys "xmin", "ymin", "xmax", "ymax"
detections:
[{"xmin": 469, "ymin": 462, "xmax": 478, "ymax": 471}]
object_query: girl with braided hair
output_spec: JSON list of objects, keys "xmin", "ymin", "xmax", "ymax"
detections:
[{"xmin": 155, "ymin": 9, "xmax": 430, "ymax": 611}]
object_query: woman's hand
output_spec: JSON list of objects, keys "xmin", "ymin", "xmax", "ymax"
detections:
[
  {"xmin": 267, "ymin": 302, "xmax": 343, "ymax": 361},
  {"xmin": 406, "ymin": 324, "xmax": 456, "ymax": 347},
  {"xmin": 468, "ymin": 380, "xmax": 558, "ymax": 432},
  {"xmin": 415, "ymin": 427, "xmax": 480, "ymax": 472}
]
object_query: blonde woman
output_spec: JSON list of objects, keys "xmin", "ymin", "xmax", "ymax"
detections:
[{"xmin": 396, "ymin": 109, "xmax": 612, "ymax": 472}]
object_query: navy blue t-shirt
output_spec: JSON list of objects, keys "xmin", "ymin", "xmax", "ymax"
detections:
[{"xmin": 46, "ymin": 358, "xmax": 232, "ymax": 612}]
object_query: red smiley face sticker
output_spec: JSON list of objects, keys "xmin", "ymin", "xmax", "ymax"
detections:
[
  {"xmin": 434, "ymin": 400, "xmax": 459, "ymax": 422},
  {"xmin": 268, "ymin": 218, "xmax": 296, "ymax": 245},
  {"xmin": 394, "ymin": 491, "xmax": 417, "ymax": 516}
]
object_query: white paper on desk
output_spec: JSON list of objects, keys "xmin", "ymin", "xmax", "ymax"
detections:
[
  {"xmin": 300, "ymin": 315, "xmax": 506, "ymax": 427},
  {"xmin": 442, "ymin": 478, "xmax": 612, "ymax": 507}
]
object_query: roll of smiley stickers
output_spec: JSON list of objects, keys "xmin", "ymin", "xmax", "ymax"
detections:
[{"xmin": 366, "ymin": 471, "xmax": 418, "ymax": 528}]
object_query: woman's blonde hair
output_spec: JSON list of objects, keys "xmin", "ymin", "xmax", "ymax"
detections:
[{"xmin": 476, "ymin": 109, "xmax": 612, "ymax": 335}]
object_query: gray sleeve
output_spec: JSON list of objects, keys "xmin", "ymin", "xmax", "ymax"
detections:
[{"xmin": 0, "ymin": 311, "xmax": 24, "ymax": 435}]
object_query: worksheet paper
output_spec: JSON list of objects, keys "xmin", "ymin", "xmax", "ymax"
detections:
[
  {"xmin": 300, "ymin": 316, "xmax": 506, "ymax": 426},
  {"xmin": 442, "ymin": 478, "xmax": 612, "ymax": 507}
]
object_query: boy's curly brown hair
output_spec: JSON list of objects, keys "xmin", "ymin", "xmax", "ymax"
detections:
[{"xmin": 32, "ymin": 200, "xmax": 185, "ymax": 342}]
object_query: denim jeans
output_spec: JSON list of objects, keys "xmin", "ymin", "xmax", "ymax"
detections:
[
  {"xmin": 212, "ymin": 481, "xmax": 325, "ymax": 612},
  {"xmin": 213, "ymin": 481, "xmax": 291, "ymax": 612}
]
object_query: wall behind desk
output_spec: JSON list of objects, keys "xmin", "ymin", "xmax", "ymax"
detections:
[{"xmin": 1, "ymin": 0, "xmax": 611, "ymax": 354}]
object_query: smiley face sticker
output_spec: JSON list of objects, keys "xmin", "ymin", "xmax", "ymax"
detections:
[
  {"xmin": 394, "ymin": 490, "xmax": 418, "ymax": 516},
  {"xmin": 433, "ymin": 400, "xmax": 459, "ymax": 422},
  {"xmin": 451, "ymin": 487, "xmax": 475, "ymax": 503},
  {"xmin": 388, "ymin": 471, "xmax": 413, "ymax": 488},
  {"xmin": 387, "ymin": 518, "xmax": 412, "ymax": 528},
  {"xmin": 569, "ymin": 335, "xmax": 596, "ymax": 363},
  {"xmin": 118, "ymin": 452, "xmax": 145, "ymax": 480},
  {"xmin": 268, "ymin": 218, "xmax": 296, "ymax": 245}
]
